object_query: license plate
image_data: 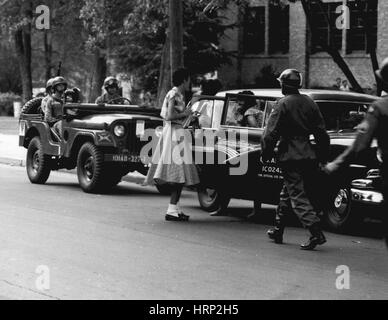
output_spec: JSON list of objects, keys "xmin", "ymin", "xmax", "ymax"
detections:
[
  {"xmin": 105, "ymin": 154, "xmax": 142, "ymax": 163},
  {"xmin": 259, "ymin": 165, "xmax": 283, "ymax": 179},
  {"xmin": 136, "ymin": 120, "xmax": 145, "ymax": 136}
]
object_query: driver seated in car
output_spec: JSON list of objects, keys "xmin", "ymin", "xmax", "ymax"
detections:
[
  {"xmin": 236, "ymin": 90, "xmax": 263, "ymax": 128},
  {"xmin": 42, "ymin": 76, "xmax": 67, "ymax": 138},
  {"xmin": 95, "ymin": 76, "xmax": 131, "ymax": 105}
]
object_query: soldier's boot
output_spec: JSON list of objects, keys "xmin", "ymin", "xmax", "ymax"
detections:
[
  {"xmin": 267, "ymin": 221, "xmax": 284, "ymax": 244},
  {"xmin": 300, "ymin": 223, "xmax": 327, "ymax": 250}
]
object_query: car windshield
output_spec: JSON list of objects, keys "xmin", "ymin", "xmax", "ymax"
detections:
[{"xmin": 317, "ymin": 102, "xmax": 369, "ymax": 132}]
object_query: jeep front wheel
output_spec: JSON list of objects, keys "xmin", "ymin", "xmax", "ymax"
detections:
[
  {"xmin": 26, "ymin": 137, "xmax": 51, "ymax": 184},
  {"xmin": 77, "ymin": 143, "xmax": 106, "ymax": 193}
]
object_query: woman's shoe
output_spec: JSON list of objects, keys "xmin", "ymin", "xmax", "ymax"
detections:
[
  {"xmin": 165, "ymin": 213, "xmax": 190, "ymax": 222},
  {"xmin": 178, "ymin": 213, "xmax": 190, "ymax": 221}
]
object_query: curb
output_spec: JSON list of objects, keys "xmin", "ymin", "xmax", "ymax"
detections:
[{"xmin": 0, "ymin": 157, "xmax": 25, "ymax": 167}]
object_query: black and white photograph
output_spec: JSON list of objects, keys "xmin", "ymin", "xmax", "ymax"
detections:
[{"xmin": 0, "ymin": 0, "xmax": 387, "ymax": 305}]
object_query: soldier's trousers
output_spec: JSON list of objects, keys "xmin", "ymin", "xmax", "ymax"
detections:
[{"xmin": 276, "ymin": 160, "xmax": 322, "ymax": 229}]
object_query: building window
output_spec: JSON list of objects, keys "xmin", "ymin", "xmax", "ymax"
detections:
[
  {"xmin": 346, "ymin": 0, "xmax": 377, "ymax": 53},
  {"xmin": 243, "ymin": 6, "xmax": 265, "ymax": 54},
  {"xmin": 268, "ymin": 3, "xmax": 289, "ymax": 54},
  {"xmin": 311, "ymin": 1, "xmax": 343, "ymax": 53}
]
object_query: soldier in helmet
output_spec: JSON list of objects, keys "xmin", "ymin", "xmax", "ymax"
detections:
[
  {"xmin": 95, "ymin": 76, "xmax": 130, "ymax": 105},
  {"xmin": 325, "ymin": 58, "xmax": 388, "ymax": 249},
  {"xmin": 261, "ymin": 69, "xmax": 330, "ymax": 250},
  {"xmin": 41, "ymin": 76, "xmax": 68, "ymax": 138}
]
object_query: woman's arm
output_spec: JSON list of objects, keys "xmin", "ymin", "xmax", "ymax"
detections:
[{"xmin": 165, "ymin": 96, "xmax": 191, "ymax": 121}]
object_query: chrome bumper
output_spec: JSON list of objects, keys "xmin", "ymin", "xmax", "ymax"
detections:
[{"xmin": 351, "ymin": 188, "xmax": 384, "ymax": 205}]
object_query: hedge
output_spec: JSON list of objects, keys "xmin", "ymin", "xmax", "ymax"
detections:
[{"xmin": 0, "ymin": 92, "xmax": 23, "ymax": 116}]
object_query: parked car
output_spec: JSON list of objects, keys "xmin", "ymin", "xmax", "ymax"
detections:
[
  {"xmin": 186, "ymin": 89, "xmax": 382, "ymax": 231},
  {"xmin": 19, "ymin": 100, "xmax": 164, "ymax": 193}
]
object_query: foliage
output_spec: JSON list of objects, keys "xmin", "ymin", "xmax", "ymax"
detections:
[
  {"xmin": 116, "ymin": 0, "xmax": 235, "ymax": 93},
  {"xmin": 254, "ymin": 65, "xmax": 281, "ymax": 89},
  {"xmin": 0, "ymin": 92, "xmax": 22, "ymax": 116}
]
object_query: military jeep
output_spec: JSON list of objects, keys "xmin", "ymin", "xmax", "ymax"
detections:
[{"xmin": 19, "ymin": 100, "xmax": 163, "ymax": 193}]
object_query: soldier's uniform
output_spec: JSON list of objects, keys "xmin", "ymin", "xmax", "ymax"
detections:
[
  {"xmin": 42, "ymin": 76, "xmax": 67, "ymax": 138},
  {"xmin": 95, "ymin": 92, "xmax": 128, "ymax": 105},
  {"xmin": 96, "ymin": 76, "xmax": 130, "ymax": 105},
  {"xmin": 262, "ymin": 69, "xmax": 330, "ymax": 250},
  {"xmin": 42, "ymin": 95, "xmax": 64, "ymax": 136}
]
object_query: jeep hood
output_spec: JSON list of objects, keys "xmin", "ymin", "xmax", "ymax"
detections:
[{"xmin": 73, "ymin": 113, "xmax": 163, "ymax": 127}]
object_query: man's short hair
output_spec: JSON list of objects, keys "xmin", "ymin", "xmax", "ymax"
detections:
[{"xmin": 172, "ymin": 68, "xmax": 190, "ymax": 87}]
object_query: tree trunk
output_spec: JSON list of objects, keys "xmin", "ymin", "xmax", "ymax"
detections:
[
  {"xmin": 169, "ymin": 0, "xmax": 184, "ymax": 75},
  {"xmin": 44, "ymin": 30, "xmax": 53, "ymax": 82},
  {"xmin": 157, "ymin": 40, "xmax": 171, "ymax": 109},
  {"xmin": 91, "ymin": 49, "xmax": 107, "ymax": 102},
  {"xmin": 301, "ymin": 0, "xmax": 364, "ymax": 93},
  {"xmin": 14, "ymin": 1, "xmax": 33, "ymax": 102},
  {"xmin": 355, "ymin": 0, "xmax": 383, "ymax": 95}
]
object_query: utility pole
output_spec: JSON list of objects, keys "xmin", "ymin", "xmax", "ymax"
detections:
[{"xmin": 169, "ymin": 0, "xmax": 184, "ymax": 81}]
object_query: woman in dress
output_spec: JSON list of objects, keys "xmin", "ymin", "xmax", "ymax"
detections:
[{"xmin": 145, "ymin": 68, "xmax": 200, "ymax": 221}]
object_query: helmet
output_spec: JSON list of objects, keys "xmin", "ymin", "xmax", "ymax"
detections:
[
  {"xmin": 376, "ymin": 58, "xmax": 388, "ymax": 84},
  {"xmin": 104, "ymin": 76, "xmax": 119, "ymax": 89},
  {"xmin": 277, "ymin": 69, "xmax": 303, "ymax": 89},
  {"xmin": 52, "ymin": 76, "xmax": 68, "ymax": 91},
  {"xmin": 46, "ymin": 78, "xmax": 55, "ymax": 93}
]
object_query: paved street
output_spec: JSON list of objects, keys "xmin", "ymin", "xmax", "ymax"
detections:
[{"xmin": 0, "ymin": 164, "xmax": 387, "ymax": 300}]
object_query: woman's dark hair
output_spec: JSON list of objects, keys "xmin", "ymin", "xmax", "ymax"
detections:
[
  {"xmin": 238, "ymin": 90, "xmax": 256, "ymax": 110},
  {"xmin": 172, "ymin": 67, "xmax": 190, "ymax": 87},
  {"xmin": 201, "ymin": 79, "xmax": 223, "ymax": 95}
]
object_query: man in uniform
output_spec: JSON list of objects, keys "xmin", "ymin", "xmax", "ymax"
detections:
[
  {"xmin": 326, "ymin": 58, "xmax": 388, "ymax": 248},
  {"xmin": 262, "ymin": 69, "xmax": 330, "ymax": 250},
  {"xmin": 95, "ymin": 76, "xmax": 130, "ymax": 105},
  {"xmin": 42, "ymin": 76, "xmax": 67, "ymax": 139}
]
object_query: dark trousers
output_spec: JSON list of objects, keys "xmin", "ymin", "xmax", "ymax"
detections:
[{"xmin": 276, "ymin": 160, "xmax": 322, "ymax": 229}]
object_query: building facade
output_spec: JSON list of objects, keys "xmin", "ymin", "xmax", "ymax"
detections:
[{"xmin": 218, "ymin": 0, "xmax": 388, "ymax": 91}]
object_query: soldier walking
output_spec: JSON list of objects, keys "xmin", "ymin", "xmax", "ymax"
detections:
[
  {"xmin": 261, "ymin": 69, "xmax": 330, "ymax": 250},
  {"xmin": 326, "ymin": 58, "xmax": 388, "ymax": 249}
]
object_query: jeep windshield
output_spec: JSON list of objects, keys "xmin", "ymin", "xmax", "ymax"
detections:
[{"xmin": 317, "ymin": 102, "xmax": 369, "ymax": 133}]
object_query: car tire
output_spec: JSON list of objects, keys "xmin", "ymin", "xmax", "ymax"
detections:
[
  {"xmin": 323, "ymin": 187, "xmax": 361, "ymax": 232},
  {"xmin": 155, "ymin": 183, "xmax": 174, "ymax": 195},
  {"xmin": 21, "ymin": 97, "xmax": 44, "ymax": 115},
  {"xmin": 77, "ymin": 142, "xmax": 107, "ymax": 193},
  {"xmin": 197, "ymin": 187, "xmax": 231, "ymax": 212},
  {"xmin": 26, "ymin": 137, "xmax": 51, "ymax": 184}
]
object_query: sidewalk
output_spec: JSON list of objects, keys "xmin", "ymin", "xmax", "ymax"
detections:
[{"xmin": 0, "ymin": 134, "xmax": 26, "ymax": 166}]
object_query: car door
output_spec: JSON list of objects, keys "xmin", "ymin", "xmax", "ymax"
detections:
[{"xmin": 216, "ymin": 94, "xmax": 283, "ymax": 201}]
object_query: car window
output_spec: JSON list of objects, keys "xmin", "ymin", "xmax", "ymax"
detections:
[
  {"xmin": 263, "ymin": 101, "xmax": 277, "ymax": 128},
  {"xmin": 212, "ymin": 100, "xmax": 224, "ymax": 128},
  {"xmin": 224, "ymin": 96, "xmax": 267, "ymax": 128},
  {"xmin": 317, "ymin": 102, "xmax": 369, "ymax": 132}
]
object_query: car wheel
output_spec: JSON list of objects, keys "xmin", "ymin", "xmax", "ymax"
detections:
[
  {"xmin": 77, "ymin": 142, "xmax": 106, "ymax": 193},
  {"xmin": 26, "ymin": 137, "xmax": 51, "ymax": 184},
  {"xmin": 323, "ymin": 187, "xmax": 360, "ymax": 232},
  {"xmin": 155, "ymin": 183, "xmax": 174, "ymax": 195},
  {"xmin": 197, "ymin": 187, "xmax": 231, "ymax": 212}
]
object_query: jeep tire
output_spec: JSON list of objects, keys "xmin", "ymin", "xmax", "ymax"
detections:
[
  {"xmin": 21, "ymin": 97, "xmax": 44, "ymax": 115},
  {"xmin": 77, "ymin": 142, "xmax": 107, "ymax": 193},
  {"xmin": 26, "ymin": 137, "xmax": 51, "ymax": 184}
]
